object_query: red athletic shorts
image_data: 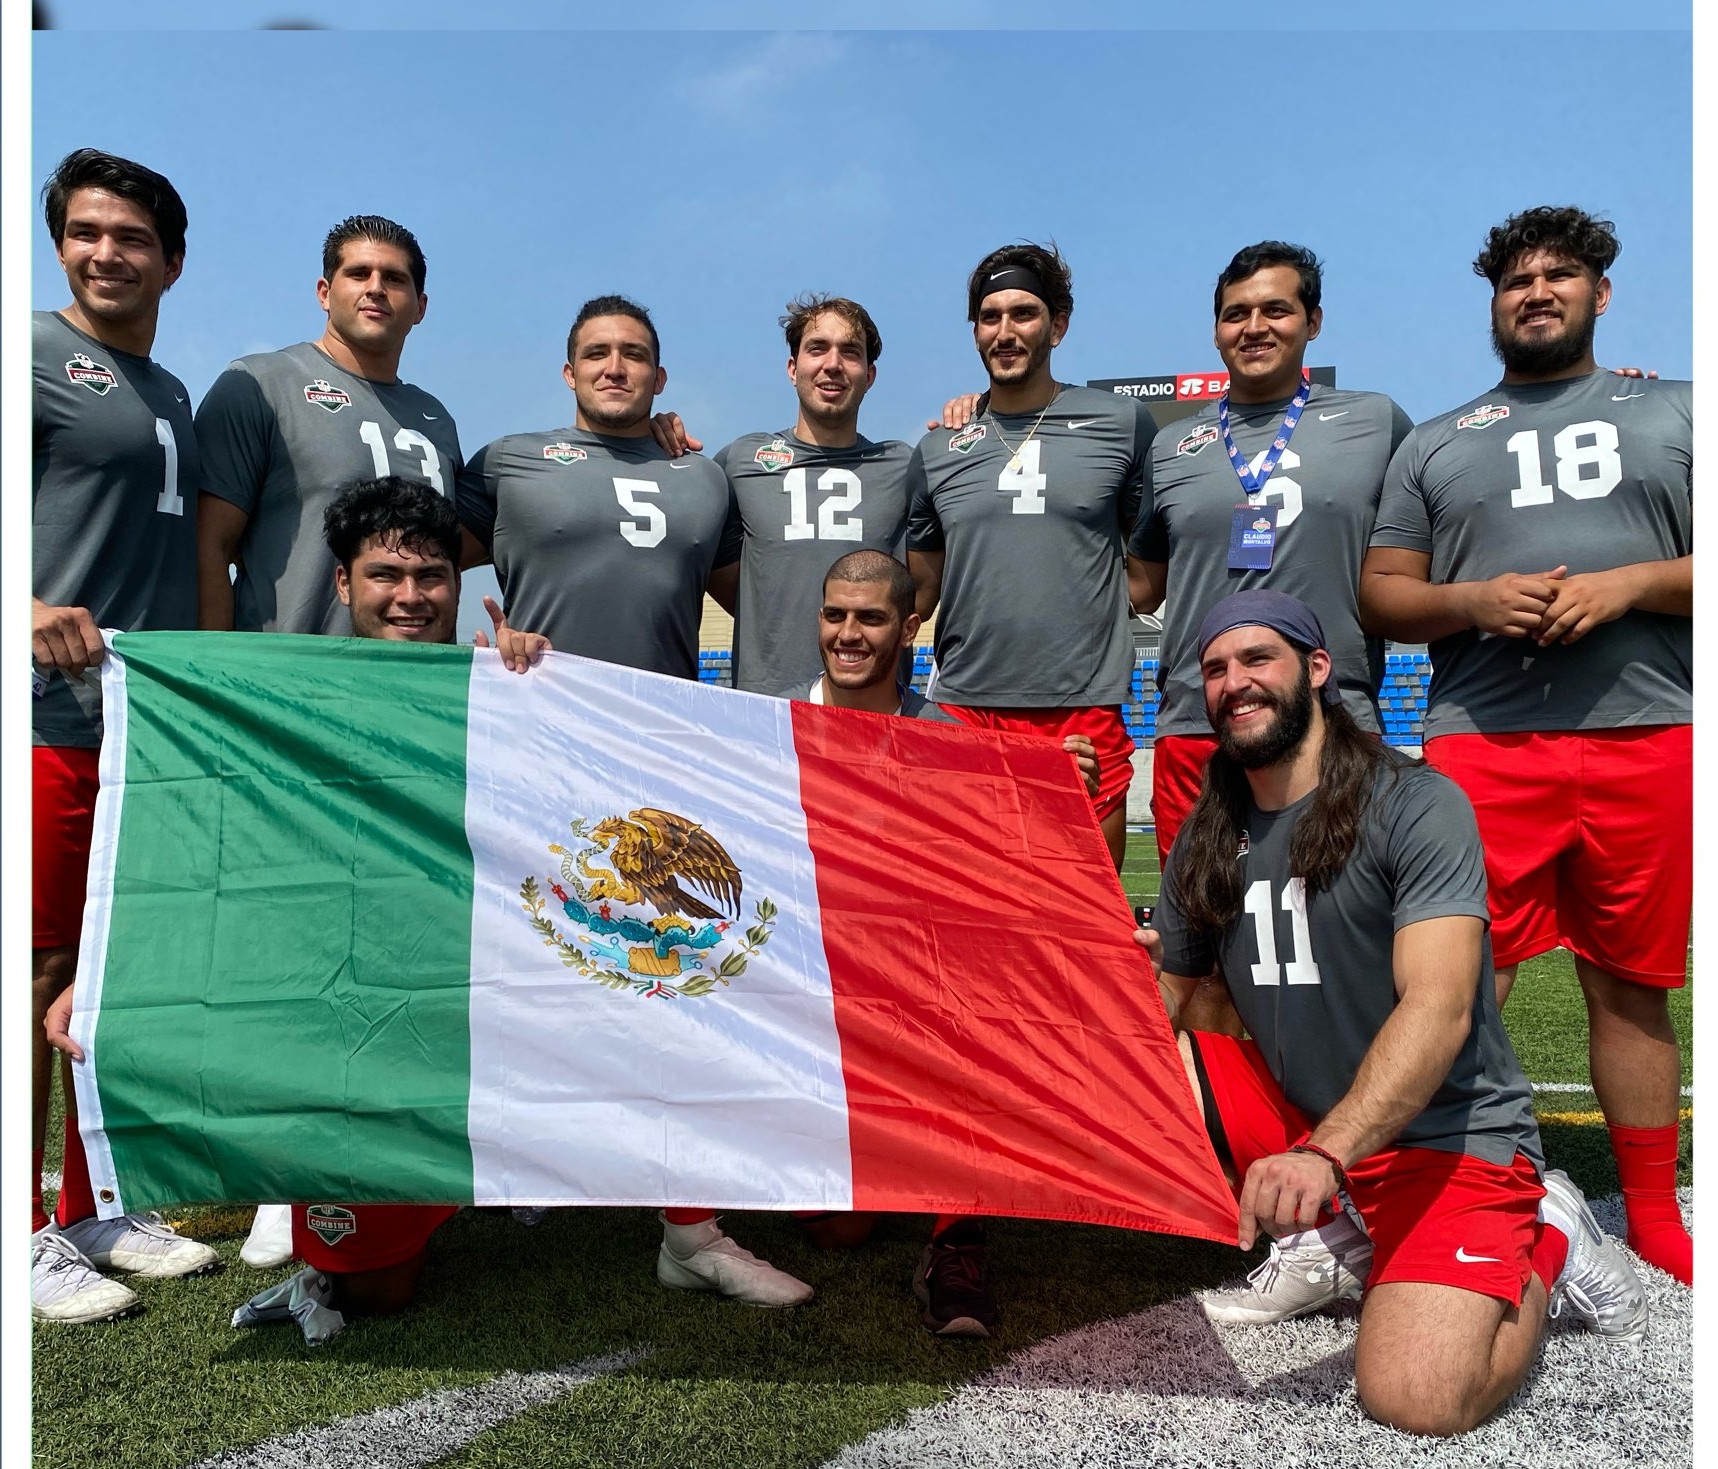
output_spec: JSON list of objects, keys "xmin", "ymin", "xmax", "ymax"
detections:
[
  {"xmin": 292, "ymin": 1203, "xmax": 457, "ymax": 1273},
  {"xmin": 1425, "ymin": 726, "xmax": 1691, "ymax": 986},
  {"xmin": 34, "ymin": 746, "xmax": 100, "ymax": 950},
  {"xmin": 1150, "ymin": 733, "xmax": 1216, "ymax": 861},
  {"xmin": 940, "ymin": 704, "xmax": 1135, "ymax": 820},
  {"xmin": 1190, "ymin": 1032, "xmax": 1544, "ymax": 1306}
]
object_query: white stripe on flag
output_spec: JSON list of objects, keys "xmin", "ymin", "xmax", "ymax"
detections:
[
  {"xmin": 71, "ymin": 635, "xmax": 130, "ymax": 1217},
  {"xmin": 462, "ymin": 651, "xmax": 853, "ymax": 1209}
]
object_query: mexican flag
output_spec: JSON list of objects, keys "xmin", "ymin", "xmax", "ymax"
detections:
[{"xmin": 72, "ymin": 632, "xmax": 1237, "ymax": 1244}]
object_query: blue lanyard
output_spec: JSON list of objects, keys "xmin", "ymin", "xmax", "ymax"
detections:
[{"xmin": 1217, "ymin": 370, "xmax": 1311, "ymax": 496}]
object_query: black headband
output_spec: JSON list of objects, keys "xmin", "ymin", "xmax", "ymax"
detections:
[{"xmin": 978, "ymin": 264, "xmax": 1051, "ymax": 306}]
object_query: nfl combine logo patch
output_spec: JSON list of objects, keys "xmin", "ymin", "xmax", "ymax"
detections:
[
  {"xmin": 65, "ymin": 353, "xmax": 117, "ymax": 395},
  {"xmin": 519, "ymin": 808, "xmax": 778, "ymax": 1001},
  {"xmin": 753, "ymin": 438, "xmax": 794, "ymax": 473},
  {"xmin": 303, "ymin": 380, "xmax": 352, "ymax": 413},
  {"xmin": 949, "ymin": 424, "xmax": 987, "ymax": 455},
  {"xmin": 1177, "ymin": 424, "xmax": 1219, "ymax": 456},
  {"xmin": 1457, "ymin": 404, "xmax": 1510, "ymax": 431},
  {"xmin": 543, "ymin": 442, "xmax": 587, "ymax": 464},
  {"xmin": 305, "ymin": 1205, "xmax": 356, "ymax": 1246}
]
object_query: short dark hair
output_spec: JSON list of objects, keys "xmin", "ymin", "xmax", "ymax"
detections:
[
  {"xmin": 966, "ymin": 241, "xmax": 1073, "ymax": 322},
  {"xmin": 781, "ymin": 294, "xmax": 882, "ymax": 365},
  {"xmin": 42, "ymin": 148, "xmax": 188, "ymax": 264},
  {"xmin": 1472, "ymin": 205, "xmax": 1619, "ymax": 287},
  {"xmin": 823, "ymin": 550, "xmax": 916, "ymax": 623},
  {"xmin": 567, "ymin": 294, "xmax": 660, "ymax": 367},
  {"xmin": 323, "ymin": 476, "xmax": 461, "ymax": 570},
  {"xmin": 322, "ymin": 215, "xmax": 427, "ymax": 294},
  {"xmin": 1213, "ymin": 241, "xmax": 1323, "ymax": 319}
]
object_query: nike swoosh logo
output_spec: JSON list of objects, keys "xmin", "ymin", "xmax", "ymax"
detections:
[
  {"xmin": 174, "ymin": 395, "xmax": 186, "ymax": 403},
  {"xmin": 668, "ymin": 461, "xmax": 696, "ymax": 469},
  {"xmin": 1611, "ymin": 392, "xmax": 1644, "ymax": 401},
  {"xmin": 1066, "ymin": 419, "xmax": 1101, "ymax": 431},
  {"xmin": 1454, "ymin": 1247, "xmax": 1502, "ymax": 1264},
  {"xmin": 1318, "ymin": 410, "xmax": 1348, "ymax": 421},
  {"xmin": 422, "ymin": 413, "xmax": 440, "ymax": 420}
]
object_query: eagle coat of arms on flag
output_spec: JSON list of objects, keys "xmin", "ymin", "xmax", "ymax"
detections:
[{"xmin": 519, "ymin": 809, "xmax": 778, "ymax": 1000}]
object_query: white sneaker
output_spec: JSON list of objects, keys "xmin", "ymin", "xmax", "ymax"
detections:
[
  {"xmin": 241, "ymin": 1204, "xmax": 296, "ymax": 1268},
  {"xmin": 32, "ymin": 1226, "xmax": 141, "ymax": 1323},
  {"xmin": 1541, "ymin": 1169, "xmax": 1649, "ymax": 1344},
  {"xmin": 655, "ymin": 1213, "xmax": 813, "ymax": 1307},
  {"xmin": 1199, "ymin": 1214, "xmax": 1373, "ymax": 1324},
  {"xmin": 61, "ymin": 1211, "xmax": 219, "ymax": 1279}
]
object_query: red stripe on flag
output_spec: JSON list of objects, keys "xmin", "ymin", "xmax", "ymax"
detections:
[{"xmin": 790, "ymin": 703, "xmax": 1238, "ymax": 1243}]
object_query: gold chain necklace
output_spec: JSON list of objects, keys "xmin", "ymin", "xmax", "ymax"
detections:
[{"xmin": 989, "ymin": 384, "xmax": 1058, "ymax": 472}]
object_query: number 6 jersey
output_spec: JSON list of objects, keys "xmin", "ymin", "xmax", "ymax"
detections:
[
  {"xmin": 456, "ymin": 428, "xmax": 738, "ymax": 680},
  {"xmin": 1369, "ymin": 371, "xmax": 1691, "ymax": 737},
  {"xmin": 33, "ymin": 310, "xmax": 200, "ymax": 747},
  {"xmin": 195, "ymin": 342, "xmax": 464, "ymax": 635}
]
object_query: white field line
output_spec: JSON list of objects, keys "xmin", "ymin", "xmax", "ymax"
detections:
[
  {"xmin": 827, "ymin": 1194, "xmax": 1691, "ymax": 1469},
  {"xmin": 1533, "ymin": 1081, "xmax": 1693, "ymax": 1098},
  {"xmin": 185, "ymin": 1350, "xmax": 644, "ymax": 1469}
]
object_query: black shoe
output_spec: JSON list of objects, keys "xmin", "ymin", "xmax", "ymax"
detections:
[{"xmin": 914, "ymin": 1236, "xmax": 998, "ymax": 1338}]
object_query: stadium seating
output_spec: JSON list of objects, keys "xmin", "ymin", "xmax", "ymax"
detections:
[{"xmin": 697, "ymin": 648, "xmax": 1434, "ymax": 750}]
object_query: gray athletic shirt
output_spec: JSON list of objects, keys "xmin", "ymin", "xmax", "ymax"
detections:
[
  {"xmin": 1370, "ymin": 372, "xmax": 1691, "ymax": 737},
  {"xmin": 906, "ymin": 384, "xmax": 1154, "ymax": 706},
  {"xmin": 33, "ymin": 311, "xmax": 200, "ymax": 747},
  {"xmin": 457, "ymin": 427, "xmax": 736, "ymax": 679},
  {"xmin": 196, "ymin": 342, "xmax": 463, "ymax": 634},
  {"xmin": 715, "ymin": 430, "xmax": 914, "ymax": 694},
  {"xmin": 1130, "ymin": 385, "xmax": 1411, "ymax": 738},
  {"xmin": 1155, "ymin": 761, "xmax": 1541, "ymax": 1167}
]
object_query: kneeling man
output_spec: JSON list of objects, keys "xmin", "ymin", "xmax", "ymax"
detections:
[{"xmin": 1145, "ymin": 588, "xmax": 1646, "ymax": 1435}]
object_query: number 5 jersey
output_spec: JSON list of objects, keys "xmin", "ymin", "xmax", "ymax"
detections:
[{"xmin": 1369, "ymin": 371, "xmax": 1691, "ymax": 737}]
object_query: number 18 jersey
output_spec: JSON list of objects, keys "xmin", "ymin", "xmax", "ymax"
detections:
[
  {"xmin": 715, "ymin": 430, "xmax": 913, "ymax": 694},
  {"xmin": 195, "ymin": 342, "xmax": 464, "ymax": 635},
  {"xmin": 1370, "ymin": 371, "xmax": 1691, "ymax": 737}
]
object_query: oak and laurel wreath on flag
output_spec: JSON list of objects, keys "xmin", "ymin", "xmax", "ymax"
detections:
[{"xmin": 518, "ymin": 816, "xmax": 777, "ymax": 1000}]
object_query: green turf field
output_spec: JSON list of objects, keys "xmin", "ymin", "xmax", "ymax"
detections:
[{"xmin": 32, "ymin": 835, "xmax": 1692, "ymax": 1469}]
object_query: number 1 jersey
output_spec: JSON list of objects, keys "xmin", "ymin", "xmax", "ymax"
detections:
[
  {"xmin": 1370, "ymin": 371, "xmax": 1691, "ymax": 737},
  {"xmin": 195, "ymin": 342, "xmax": 464, "ymax": 635}
]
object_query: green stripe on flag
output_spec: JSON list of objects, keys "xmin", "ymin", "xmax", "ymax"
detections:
[{"xmin": 91, "ymin": 632, "xmax": 478, "ymax": 1210}]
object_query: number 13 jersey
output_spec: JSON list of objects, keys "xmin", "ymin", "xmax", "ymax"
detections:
[
  {"xmin": 195, "ymin": 342, "xmax": 464, "ymax": 635},
  {"xmin": 1370, "ymin": 370, "xmax": 1691, "ymax": 737}
]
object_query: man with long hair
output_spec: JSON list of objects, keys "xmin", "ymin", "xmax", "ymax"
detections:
[
  {"xmin": 1144, "ymin": 588, "xmax": 1645, "ymax": 1437},
  {"xmin": 1362, "ymin": 206, "xmax": 1692, "ymax": 1285}
]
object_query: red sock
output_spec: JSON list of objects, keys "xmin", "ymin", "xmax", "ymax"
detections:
[
  {"xmin": 1609, "ymin": 1121, "xmax": 1692, "ymax": 1284},
  {"xmin": 1530, "ymin": 1221, "xmax": 1569, "ymax": 1296},
  {"xmin": 53, "ymin": 1115, "xmax": 97, "ymax": 1228},
  {"xmin": 33, "ymin": 1148, "xmax": 48, "ymax": 1234},
  {"xmin": 662, "ymin": 1208, "xmax": 713, "ymax": 1225}
]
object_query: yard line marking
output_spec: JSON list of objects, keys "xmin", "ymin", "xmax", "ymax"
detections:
[
  {"xmin": 185, "ymin": 1350, "xmax": 644, "ymax": 1469},
  {"xmin": 1540, "ymin": 1108, "xmax": 1693, "ymax": 1127},
  {"xmin": 1532, "ymin": 1082, "xmax": 1692, "ymax": 1097}
]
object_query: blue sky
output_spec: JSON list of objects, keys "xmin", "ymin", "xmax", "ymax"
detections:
[{"xmin": 20, "ymin": 14, "xmax": 1694, "ymax": 630}]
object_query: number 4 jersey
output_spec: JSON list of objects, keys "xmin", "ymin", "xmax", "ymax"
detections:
[
  {"xmin": 1371, "ymin": 371, "xmax": 1691, "ymax": 738},
  {"xmin": 33, "ymin": 310, "xmax": 200, "ymax": 747},
  {"xmin": 714, "ymin": 430, "xmax": 913, "ymax": 694},
  {"xmin": 195, "ymin": 342, "xmax": 464, "ymax": 634},
  {"xmin": 456, "ymin": 428, "xmax": 737, "ymax": 680}
]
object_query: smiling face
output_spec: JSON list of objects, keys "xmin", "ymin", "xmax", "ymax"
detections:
[
  {"xmin": 1213, "ymin": 263, "xmax": 1321, "ymax": 404},
  {"xmin": 564, "ymin": 313, "xmax": 667, "ymax": 435},
  {"xmin": 789, "ymin": 309, "xmax": 876, "ymax": 434},
  {"xmin": 1489, "ymin": 247, "xmax": 1610, "ymax": 380},
  {"xmin": 818, "ymin": 578, "xmax": 918, "ymax": 692},
  {"xmin": 55, "ymin": 186, "xmax": 181, "ymax": 350},
  {"xmin": 317, "ymin": 237, "xmax": 427, "ymax": 366},
  {"xmin": 972, "ymin": 288, "xmax": 1066, "ymax": 392},
  {"xmin": 335, "ymin": 533, "xmax": 458, "ymax": 643},
  {"xmin": 1200, "ymin": 625, "xmax": 1329, "ymax": 769}
]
